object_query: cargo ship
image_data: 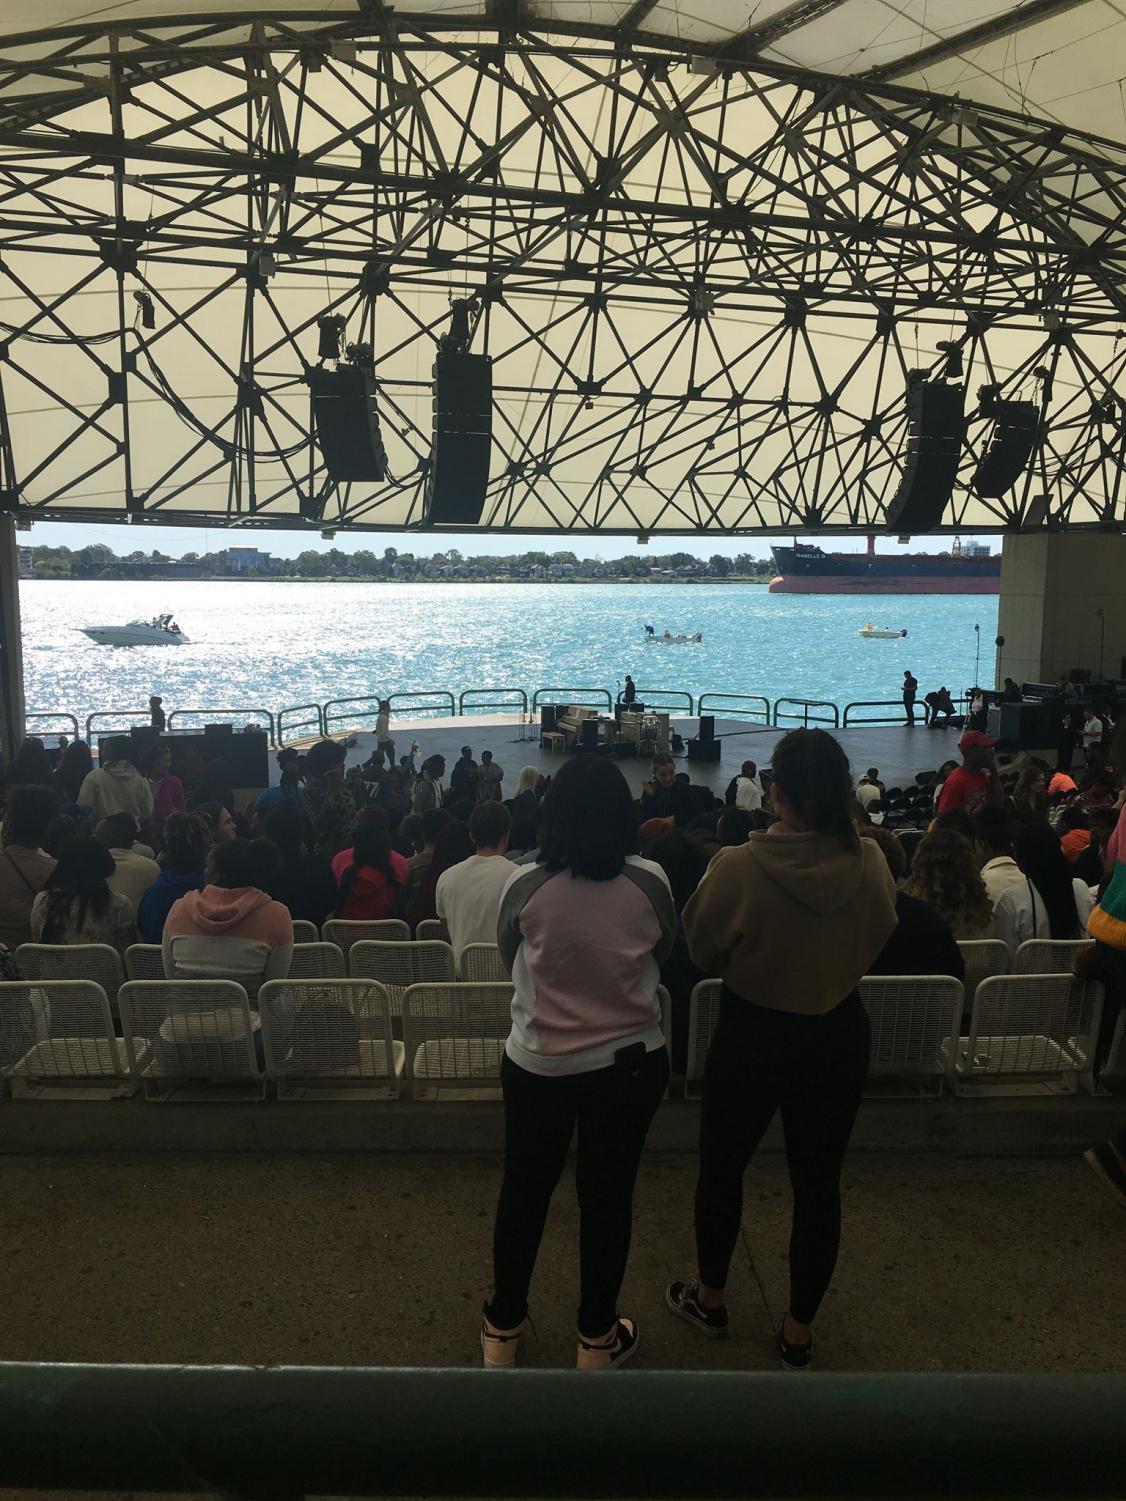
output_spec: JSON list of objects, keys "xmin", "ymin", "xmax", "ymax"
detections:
[{"xmin": 769, "ymin": 537, "xmax": 999, "ymax": 594}]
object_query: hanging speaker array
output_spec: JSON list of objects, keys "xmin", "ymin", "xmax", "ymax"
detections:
[{"xmin": 883, "ymin": 379, "xmax": 967, "ymax": 533}]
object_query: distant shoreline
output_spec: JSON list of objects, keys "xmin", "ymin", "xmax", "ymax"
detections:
[{"xmin": 21, "ymin": 574, "xmax": 774, "ymax": 586}]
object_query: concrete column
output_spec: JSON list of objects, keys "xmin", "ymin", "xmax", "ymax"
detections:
[
  {"xmin": 0, "ymin": 514, "xmax": 25, "ymax": 759},
  {"xmin": 997, "ymin": 532, "xmax": 1126, "ymax": 687}
]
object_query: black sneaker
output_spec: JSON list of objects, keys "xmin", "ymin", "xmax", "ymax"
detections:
[
  {"xmin": 1083, "ymin": 1141, "xmax": 1126, "ymax": 1211},
  {"xmin": 665, "ymin": 1280, "xmax": 730, "ymax": 1338},
  {"xmin": 776, "ymin": 1319, "xmax": 814, "ymax": 1373}
]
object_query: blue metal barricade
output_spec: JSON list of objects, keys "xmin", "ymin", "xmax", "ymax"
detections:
[
  {"xmin": 615, "ymin": 689, "xmax": 694, "ymax": 714},
  {"xmin": 85, "ymin": 711, "xmax": 154, "ymax": 743},
  {"xmin": 276, "ymin": 703, "xmax": 325, "ymax": 744},
  {"xmin": 772, "ymin": 698, "xmax": 840, "ymax": 728},
  {"xmin": 458, "ymin": 688, "xmax": 529, "ymax": 717},
  {"xmin": 23, "ymin": 712, "xmax": 80, "ymax": 741},
  {"xmin": 843, "ymin": 700, "xmax": 915, "ymax": 727},
  {"xmin": 532, "ymin": 687, "xmax": 612, "ymax": 713},
  {"xmin": 167, "ymin": 708, "xmax": 276, "ymax": 747},
  {"xmin": 696, "ymin": 692, "xmax": 771, "ymax": 724}
]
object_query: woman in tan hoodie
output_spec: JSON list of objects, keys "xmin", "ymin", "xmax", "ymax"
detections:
[{"xmin": 668, "ymin": 729, "xmax": 896, "ymax": 1370}]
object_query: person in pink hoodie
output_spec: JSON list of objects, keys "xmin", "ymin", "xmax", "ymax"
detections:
[{"xmin": 162, "ymin": 838, "xmax": 292, "ymax": 997}]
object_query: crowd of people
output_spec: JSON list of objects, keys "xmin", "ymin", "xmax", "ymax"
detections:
[{"xmin": 1, "ymin": 711, "xmax": 1124, "ymax": 1372}]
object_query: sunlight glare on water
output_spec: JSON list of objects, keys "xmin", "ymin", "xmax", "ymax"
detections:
[{"xmin": 19, "ymin": 580, "xmax": 999, "ymax": 722}]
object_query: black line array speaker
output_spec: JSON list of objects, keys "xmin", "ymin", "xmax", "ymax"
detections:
[
  {"xmin": 884, "ymin": 380, "xmax": 966, "ymax": 533},
  {"xmin": 697, "ymin": 714, "xmax": 715, "ymax": 744},
  {"xmin": 425, "ymin": 350, "xmax": 493, "ymax": 525},
  {"xmin": 973, "ymin": 399, "xmax": 1040, "ymax": 498},
  {"xmin": 308, "ymin": 365, "xmax": 388, "ymax": 483}
]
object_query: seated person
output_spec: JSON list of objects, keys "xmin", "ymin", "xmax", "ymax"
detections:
[
  {"xmin": 639, "ymin": 754, "xmax": 696, "ymax": 828},
  {"xmin": 333, "ymin": 816, "xmax": 409, "ymax": 922},
  {"xmin": 97, "ymin": 812, "xmax": 160, "ymax": 911},
  {"xmin": 138, "ymin": 811, "xmax": 209, "ymax": 945},
  {"xmin": 261, "ymin": 802, "xmax": 338, "ymax": 929},
  {"xmin": 436, "ymin": 801, "xmax": 513, "ymax": 957},
  {"xmin": 861, "ymin": 827, "xmax": 964, "ymax": 980},
  {"xmin": 398, "ymin": 807, "xmax": 450, "ymax": 918},
  {"xmin": 163, "ymin": 838, "xmax": 292, "ymax": 996},
  {"xmin": 30, "ymin": 835, "xmax": 137, "ymax": 956},
  {"xmin": 0, "ymin": 785, "xmax": 58, "ymax": 950}
]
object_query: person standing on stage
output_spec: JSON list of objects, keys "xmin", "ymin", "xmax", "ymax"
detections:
[{"xmin": 902, "ymin": 671, "xmax": 919, "ymax": 727}]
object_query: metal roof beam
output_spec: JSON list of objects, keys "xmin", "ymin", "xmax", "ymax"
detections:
[
  {"xmin": 865, "ymin": 0, "xmax": 1093, "ymax": 83},
  {"xmin": 716, "ymin": 0, "xmax": 852, "ymax": 60},
  {"xmin": 619, "ymin": 0, "xmax": 660, "ymax": 30}
]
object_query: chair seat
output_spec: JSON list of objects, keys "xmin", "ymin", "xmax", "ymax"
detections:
[
  {"xmin": 151, "ymin": 1006, "xmax": 256, "ymax": 1076},
  {"xmin": 943, "ymin": 1033, "xmax": 1079, "ymax": 1075},
  {"xmin": 9, "ymin": 1035, "xmax": 137, "ymax": 1078},
  {"xmin": 412, "ymin": 1036, "xmax": 505, "ymax": 1080},
  {"xmin": 285, "ymin": 1037, "xmax": 405, "ymax": 1079}
]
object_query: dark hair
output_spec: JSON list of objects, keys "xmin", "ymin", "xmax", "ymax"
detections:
[
  {"xmin": 647, "ymin": 829, "xmax": 709, "ymax": 912},
  {"xmin": 44, "ymin": 813, "xmax": 79, "ymax": 857},
  {"xmin": 904, "ymin": 828, "xmax": 994, "ymax": 933},
  {"xmin": 194, "ymin": 801, "xmax": 231, "ymax": 841},
  {"xmin": 974, "ymin": 807, "xmax": 1013, "ymax": 857},
  {"xmin": 142, "ymin": 742, "xmax": 171, "ymax": 775},
  {"xmin": 40, "ymin": 835, "xmax": 115, "ymax": 939},
  {"xmin": 423, "ymin": 754, "xmax": 445, "ymax": 777},
  {"xmin": 1058, "ymin": 804, "xmax": 1089, "ymax": 833},
  {"xmin": 209, "ymin": 837, "xmax": 277, "ymax": 891},
  {"xmin": 103, "ymin": 736, "xmax": 133, "ymax": 767},
  {"xmin": 481, "ymin": 750, "xmax": 493, "ymax": 764},
  {"xmin": 2, "ymin": 784, "xmax": 59, "ymax": 848},
  {"xmin": 1013, "ymin": 822, "xmax": 1082, "ymax": 939},
  {"xmin": 96, "ymin": 812, "xmax": 138, "ymax": 849},
  {"xmin": 716, "ymin": 808, "xmax": 754, "ymax": 847},
  {"xmin": 56, "ymin": 739, "xmax": 94, "ymax": 801},
  {"xmin": 933, "ymin": 807, "xmax": 975, "ymax": 840},
  {"xmin": 409, "ymin": 821, "xmax": 474, "ymax": 925},
  {"xmin": 335, "ymin": 820, "xmax": 399, "ymax": 914},
  {"xmin": 161, "ymin": 811, "xmax": 209, "ymax": 874},
  {"xmin": 539, "ymin": 757, "xmax": 638, "ymax": 880},
  {"xmin": 420, "ymin": 807, "xmax": 451, "ymax": 845},
  {"xmin": 447, "ymin": 798, "xmax": 474, "ymax": 823},
  {"xmin": 860, "ymin": 826, "xmax": 907, "ymax": 882},
  {"xmin": 7, "ymin": 738, "xmax": 53, "ymax": 786},
  {"xmin": 469, "ymin": 800, "xmax": 511, "ymax": 849},
  {"xmin": 261, "ymin": 801, "xmax": 305, "ymax": 860},
  {"xmin": 770, "ymin": 729, "xmax": 857, "ymax": 849},
  {"xmin": 304, "ymin": 739, "xmax": 346, "ymax": 779}
]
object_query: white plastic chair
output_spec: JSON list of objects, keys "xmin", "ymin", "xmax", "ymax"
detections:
[
  {"xmin": 259, "ymin": 978, "xmax": 404, "ymax": 1099},
  {"xmin": 458, "ymin": 943, "xmax": 510, "ymax": 982},
  {"xmin": 685, "ymin": 979, "xmax": 722, "ymax": 1100},
  {"xmin": 287, "ymin": 942, "xmax": 347, "ymax": 980},
  {"xmin": 415, "ymin": 919, "xmax": 443, "ymax": 943},
  {"xmin": 125, "ymin": 944, "xmax": 166, "ymax": 982},
  {"xmin": 0, "ymin": 980, "xmax": 143, "ymax": 1099},
  {"xmin": 15, "ymin": 944, "xmax": 125, "ymax": 1008},
  {"xmin": 1012, "ymin": 939, "xmax": 1095, "ymax": 975},
  {"xmin": 348, "ymin": 939, "xmax": 457, "ymax": 1012},
  {"xmin": 291, "ymin": 919, "xmax": 320, "ymax": 945},
  {"xmin": 957, "ymin": 940, "xmax": 1010, "ymax": 1009},
  {"xmin": 322, "ymin": 918, "xmax": 410, "ymax": 960},
  {"xmin": 858, "ymin": 976, "xmax": 964, "ymax": 1094},
  {"xmin": 118, "ymin": 980, "xmax": 262, "ymax": 1100},
  {"xmin": 401, "ymin": 982, "xmax": 514, "ymax": 1099},
  {"xmin": 944, "ymin": 973, "xmax": 1105, "ymax": 1095}
]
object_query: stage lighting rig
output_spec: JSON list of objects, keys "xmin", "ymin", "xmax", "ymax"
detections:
[
  {"xmin": 132, "ymin": 291, "xmax": 155, "ymax": 329},
  {"xmin": 316, "ymin": 314, "xmax": 346, "ymax": 362}
]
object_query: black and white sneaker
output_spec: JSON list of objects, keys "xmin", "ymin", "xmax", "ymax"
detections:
[
  {"xmin": 776, "ymin": 1319, "xmax": 813, "ymax": 1373},
  {"xmin": 665, "ymin": 1280, "xmax": 730, "ymax": 1338}
]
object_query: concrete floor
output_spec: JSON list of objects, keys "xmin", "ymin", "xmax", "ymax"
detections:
[{"xmin": 1, "ymin": 1149, "xmax": 1122, "ymax": 1375}]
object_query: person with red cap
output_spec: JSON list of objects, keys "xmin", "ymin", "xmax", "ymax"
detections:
[{"xmin": 935, "ymin": 730, "xmax": 1005, "ymax": 818}]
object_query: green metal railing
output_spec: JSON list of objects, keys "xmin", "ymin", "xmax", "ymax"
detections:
[
  {"xmin": 167, "ymin": 708, "xmax": 276, "ymax": 746},
  {"xmin": 697, "ymin": 692, "xmax": 771, "ymax": 724},
  {"xmin": 23, "ymin": 712, "xmax": 80, "ymax": 740},
  {"xmin": 0, "ymin": 1364, "xmax": 1122, "ymax": 1498},
  {"xmin": 773, "ymin": 698, "xmax": 841, "ymax": 728},
  {"xmin": 458, "ymin": 688, "xmax": 529, "ymax": 717},
  {"xmin": 843, "ymin": 699, "xmax": 914, "ymax": 726},
  {"xmin": 277, "ymin": 703, "xmax": 325, "ymax": 744},
  {"xmin": 85, "ymin": 710, "xmax": 154, "ymax": 742},
  {"xmin": 531, "ymin": 687, "xmax": 613, "ymax": 712},
  {"xmin": 614, "ymin": 688, "xmax": 695, "ymax": 713}
]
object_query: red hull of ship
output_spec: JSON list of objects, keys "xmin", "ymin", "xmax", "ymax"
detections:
[{"xmin": 768, "ymin": 575, "xmax": 999, "ymax": 595}]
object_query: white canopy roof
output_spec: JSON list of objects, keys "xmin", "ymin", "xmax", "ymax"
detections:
[{"xmin": 0, "ymin": 2, "xmax": 1122, "ymax": 534}]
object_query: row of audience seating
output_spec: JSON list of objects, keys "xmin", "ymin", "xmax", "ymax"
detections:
[{"xmin": 0, "ymin": 938, "xmax": 1121, "ymax": 1103}]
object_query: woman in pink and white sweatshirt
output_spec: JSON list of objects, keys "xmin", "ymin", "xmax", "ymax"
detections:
[{"xmin": 163, "ymin": 838, "xmax": 292, "ymax": 997}]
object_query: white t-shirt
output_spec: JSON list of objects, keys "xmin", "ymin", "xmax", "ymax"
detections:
[
  {"xmin": 734, "ymin": 776, "xmax": 762, "ymax": 812},
  {"xmin": 990, "ymin": 876, "xmax": 1095, "ymax": 955},
  {"xmin": 1081, "ymin": 717, "xmax": 1103, "ymax": 746},
  {"xmin": 436, "ymin": 854, "xmax": 515, "ymax": 956},
  {"xmin": 856, "ymin": 781, "xmax": 882, "ymax": 809}
]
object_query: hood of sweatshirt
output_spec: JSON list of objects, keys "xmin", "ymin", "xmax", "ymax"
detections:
[
  {"xmin": 746, "ymin": 829, "xmax": 867, "ymax": 915},
  {"xmin": 104, "ymin": 763, "xmax": 146, "ymax": 785},
  {"xmin": 174, "ymin": 884, "xmax": 272, "ymax": 932}
]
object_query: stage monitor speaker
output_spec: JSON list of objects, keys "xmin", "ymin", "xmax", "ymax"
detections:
[
  {"xmin": 884, "ymin": 380, "xmax": 966, "ymax": 533},
  {"xmin": 697, "ymin": 714, "xmax": 715, "ymax": 744},
  {"xmin": 425, "ymin": 350, "xmax": 492, "ymax": 525},
  {"xmin": 580, "ymin": 719, "xmax": 600, "ymax": 752},
  {"xmin": 687, "ymin": 738, "xmax": 721, "ymax": 763},
  {"xmin": 972, "ymin": 399, "xmax": 1040, "ymax": 498},
  {"xmin": 540, "ymin": 704, "xmax": 561, "ymax": 734},
  {"xmin": 309, "ymin": 365, "xmax": 388, "ymax": 483}
]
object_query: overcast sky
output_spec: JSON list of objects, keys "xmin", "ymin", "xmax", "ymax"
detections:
[{"xmin": 25, "ymin": 519, "xmax": 996, "ymax": 561}]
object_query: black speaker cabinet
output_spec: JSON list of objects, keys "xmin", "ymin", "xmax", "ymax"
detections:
[
  {"xmin": 309, "ymin": 365, "xmax": 388, "ymax": 483},
  {"xmin": 425, "ymin": 350, "xmax": 492, "ymax": 524},
  {"xmin": 580, "ymin": 719, "xmax": 601, "ymax": 752},
  {"xmin": 687, "ymin": 738, "xmax": 721, "ymax": 763},
  {"xmin": 540, "ymin": 704, "xmax": 562, "ymax": 734},
  {"xmin": 697, "ymin": 714, "xmax": 715, "ymax": 744},
  {"xmin": 973, "ymin": 399, "xmax": 1039, "ymax": 498},
  {"xmin": 884, "ymin": 380, "xmax": 966, "ymax": 532}
]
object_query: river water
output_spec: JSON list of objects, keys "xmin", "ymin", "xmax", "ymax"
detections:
[{"xmin": 18, "ymin": 580, "xmax": 999, "ymax": 726}]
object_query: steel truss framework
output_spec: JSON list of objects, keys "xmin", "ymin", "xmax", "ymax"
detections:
[{"xmin": 0, "ymin": 12, "xmax": 1124, "ymax": 535}]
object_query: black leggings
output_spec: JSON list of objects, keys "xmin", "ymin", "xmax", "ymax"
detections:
[
  {"xmin": 695, "ymin": 987, "xmax": 870, "ymax": 1325},
  {"xmin": 488, "ymin": 1046, "xmax": 669, "ymax": 1339}
]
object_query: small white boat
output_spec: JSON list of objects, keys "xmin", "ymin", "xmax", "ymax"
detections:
[
  {"xmin": 643, "ymin": 631, "xmax": 703, "ymax": 644},
  {"xmin": 81, "ymin": 614, "xmax": 189, "ymax": 647},
  {"xmin": 857, "ymin": 623, "xmax": 907, "ymax": 640}
]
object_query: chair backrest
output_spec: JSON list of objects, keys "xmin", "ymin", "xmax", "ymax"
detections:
[
  {"xmin": 685, "ymin": 979, "xmax": 723, "ymax": 1099},
  {"xmin": 125, "ymin": 944, "xmax": 166, "ymax": 982},
  {"xmin": 1012, "ymin": 939, "xmax": 1095, "ymax": 975},
  {"xmin": 458, "ymin": 943, "xmax": 510, "ymax": 983},
  {"xmin": 322, "ymin": 918, "xmax": 411, "ymax": 957},
  {"xmin": 259, "ymin": 978, "xmax": 398, "ymax": 1081},
  {"xmin": 348, "ymin": 939, "xmax": 457, "ymax": 1011},
  {"xmin": 291, "ymin": 919, "xmax": 320, "ymax": 945},
  {"xmin": 0, "ymin": 979, "xmax": 128, "ymax": 1082},
  {"xmin": 287, "ymin": 942, "xmax": 347, "ymax": 980},
  {"xmin": 956, "ymin": 940, "xmax": 1010, "ymax": 1002},
  {"xmin": 15, "ymin": 944, "xmax": 124, "ymax": 1003},
  {"xmin": 858, "ymin": 976, "xmax": 964, "ymax": 1079},
  {"xmin": 401, "ymin": 982, "xmax": 513, "ymax": 1090},
  {"xmin": 415, "ymin": 919, "xmax": 443, "ymax": 943},
  {"xmin": 965, "ymin": 973, "xmax": 1105, "ymax": 1079},
  {"xmin": 118, "ymin": 980, "xmax": 257, "ymax": 1081}
]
